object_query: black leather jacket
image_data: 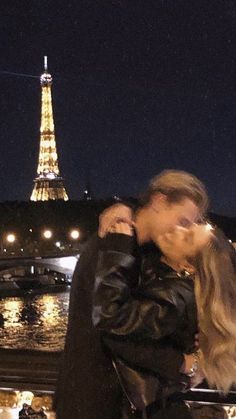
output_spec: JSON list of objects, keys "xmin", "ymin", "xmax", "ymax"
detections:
[{"xmin": 93, "ymin": 233, "xmax": 198, "ymax": 411}]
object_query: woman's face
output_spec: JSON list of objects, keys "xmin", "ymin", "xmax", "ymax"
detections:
[{"xmin": 157, "ymin": 223, "xmax": 213, "ymax": 265}]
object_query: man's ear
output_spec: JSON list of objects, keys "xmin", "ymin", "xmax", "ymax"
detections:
[{"xmin": 150, "ymin": 192, "xmax": 168, "ymax": 210}]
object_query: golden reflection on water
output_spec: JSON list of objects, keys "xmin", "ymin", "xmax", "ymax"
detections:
[
  {"xmin": 3, "ymin": 298, "xmax": 24, "ymax": 328},
  {"xmin": 0, "ymin": 293, "xmax": 69, "ymax": 351},
  {"xmin": 39, "ymin": 295, "xmax": 59, "ymax": 327}
]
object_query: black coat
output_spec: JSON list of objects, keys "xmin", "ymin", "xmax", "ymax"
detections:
[
  {"xmin": 55, "ymin": 236, "xmax": 123, "ymax": 419},
  {"xmin": 55, "ymin": 234, "xmax": 194, "ymax": 419},
  {"xmin": 93, "ymin": 233, "xmax": 198, "ymax": 412}
]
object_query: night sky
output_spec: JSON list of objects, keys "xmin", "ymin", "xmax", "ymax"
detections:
[{"xmin": 1, "ymin": 0, "xmax": 236, "ymax": 216}]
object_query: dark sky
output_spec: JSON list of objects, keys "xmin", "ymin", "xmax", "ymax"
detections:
[{"xmin": 0, "ymin": 0, "xmax": 236, "ymax": 216}]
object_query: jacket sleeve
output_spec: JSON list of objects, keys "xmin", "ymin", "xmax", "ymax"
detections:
[{"xmin": 92, "ymin": 233, "xmax": 185, "ymax": 341}]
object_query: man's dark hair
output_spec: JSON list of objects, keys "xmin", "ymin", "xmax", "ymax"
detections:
[{"xmin": 141, "ymin": 170, "xmax": 209, "ymax": 215}]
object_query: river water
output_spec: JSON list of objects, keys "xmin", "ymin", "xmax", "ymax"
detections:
[{"xmin": 0, "ymin": 292, "xmax": 69, "ymax": 351}]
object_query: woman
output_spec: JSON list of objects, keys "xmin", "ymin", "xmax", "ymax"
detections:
[
  {"xmin": 158, "ymin": 224, "xmax": 236, "ymax": 393},
  {"xmin": 93, "ymin": 221, "xmax": 236, "ymax": 418}
]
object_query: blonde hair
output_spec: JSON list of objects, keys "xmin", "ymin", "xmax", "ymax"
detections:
[
  {"xmin": 192, "ymin": 229, "xmax": 236, "ymax": 393},
  {"xmin": 142, "ymin": 170, "xmax": 209, "ymax": 215}
]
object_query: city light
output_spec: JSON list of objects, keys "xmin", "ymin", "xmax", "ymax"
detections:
[
  {"xmin": 43, "ymin": 229, "xmax": 53, "ymax": 239},
  {"xmin": 70, "ymin": 229, "xmax": 80, "ymax": 240},
  {"xmin": 6, "ymin": 233, "xmax": 16, "ymax": 243}
]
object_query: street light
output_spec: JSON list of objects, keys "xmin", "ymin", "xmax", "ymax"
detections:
[
  {"xmin": 43, "ymin": 229, "xmax": 53, "ymax": 239},
  {"xmin": 70, "ymin": 229, "xmax": 80, "ymax": 240},
  {"xmin": 6, "ymin": 233, "xmax": 16, "ymax": 243}
]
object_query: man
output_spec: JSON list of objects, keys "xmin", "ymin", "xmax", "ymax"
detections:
[{"xmin": 55, "ymin": 170, "xmax": 208, "ymax": 419}]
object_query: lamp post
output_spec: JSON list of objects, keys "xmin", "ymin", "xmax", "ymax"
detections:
[
  {"xmin": 40, "ymin": 229, "xmax": 54, "ymax": 255},
  {"xmin": 5, "ymin": 233, "xmax": 17, "ymax": 255},
  {"xmin": 69, "ymin": 229, "xmax": 80, "ymax": 252}
]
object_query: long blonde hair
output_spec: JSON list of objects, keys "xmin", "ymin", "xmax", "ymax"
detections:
[{"xmin": 192, "ymin": 228, "xmax": 236, "ymax": 393}]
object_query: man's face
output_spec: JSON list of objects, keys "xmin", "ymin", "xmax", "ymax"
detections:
[
  {"xmin": 148, "ymin": 195, "xmax": 200, "ymax": 245},
  {"xmin": 157, "ymin": 223, "xmax": 213, "ymax": 265}
]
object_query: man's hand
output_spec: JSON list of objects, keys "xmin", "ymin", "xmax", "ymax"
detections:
[
  {"xmin": 99, "ymin": 204, "xmax": 134, "ymax": 238},
  {"xmin": 107, "ymin": 221, "xmax": 134, "ymax": 236}
]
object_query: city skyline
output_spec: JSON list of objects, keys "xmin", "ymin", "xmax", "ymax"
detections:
[{"xmin": 0, "ymin": 1, "xmax": 236, "ymax": 216}]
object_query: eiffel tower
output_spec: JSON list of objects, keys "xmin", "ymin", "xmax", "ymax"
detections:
[{"xmin": 30, "ymin": 57, "xmax": 69, "ymax": 201}]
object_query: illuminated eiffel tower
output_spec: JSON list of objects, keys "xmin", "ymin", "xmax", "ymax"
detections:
[{"xmin": 31, "ymin": 57, "xmax": 69, "ymax": 201}]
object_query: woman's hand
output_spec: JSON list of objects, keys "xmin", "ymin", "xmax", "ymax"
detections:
[
  {"xmin": 182, "ymin": 353, "xmax": 197, "ymax": 375},
  {"xmin": 182, "ymin": 353, "xmax": 205, "ymax": 388},
  {"xmin": 190, "ymin": 369, "xmax": 205, "ymax": 388},
  {"xmin": 99, "ymin": 204, "xmax": 134, "ymax": 238}
]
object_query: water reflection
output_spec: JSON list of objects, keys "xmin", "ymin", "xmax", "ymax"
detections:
[
  {"xmin": 40, "ymin": 295, "xmax": 59, "ymax": 326},
  {"xmin": 0, "ymin": 293, "xmax": 69, "ymax": 351},
  {"xmin": 3, "ymin": 299, "xmax": 24, "ymax": 327}
]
